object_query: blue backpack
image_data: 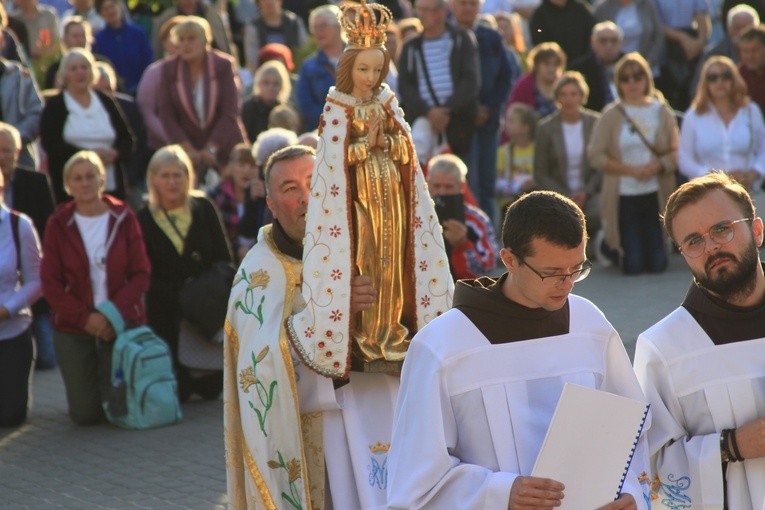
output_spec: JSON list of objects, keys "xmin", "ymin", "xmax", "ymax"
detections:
[{"xmin": 97, "ymin": 302, "xmax": 182, "ymax": 429}]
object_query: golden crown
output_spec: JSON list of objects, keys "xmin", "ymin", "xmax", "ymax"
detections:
[
  {"xmin": 340, "ymin": 0, "xmax": 392, "ymax": 49},
  {"xmin": 368, "ymin": 441, "xmax": 391, "ymax": 453}
]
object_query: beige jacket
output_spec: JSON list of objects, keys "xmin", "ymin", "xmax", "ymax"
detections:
[{"xmin": 587, "ymin": 99, "xmax": 678, "ymax": 254}]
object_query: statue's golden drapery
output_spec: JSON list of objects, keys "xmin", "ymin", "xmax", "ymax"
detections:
[
  {"xmin": 285, "ymin": 0, "xmax": 452, "ymax": 380},
  {"xmin": 347, "ymin": 100, "xmax": 413, "ymax": 362}
]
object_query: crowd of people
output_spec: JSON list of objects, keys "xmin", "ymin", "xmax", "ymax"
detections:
[{"xmin": 2, "ymin": 0, "xmax": 765, "ymax": 507}]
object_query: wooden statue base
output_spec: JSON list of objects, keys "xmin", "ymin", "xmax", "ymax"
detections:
[{"xmin": 350, "ymin": 357, "xmax": 404, "ymax": 375}]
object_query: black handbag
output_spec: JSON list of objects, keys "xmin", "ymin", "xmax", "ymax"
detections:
[
  {"xmin": 178, "ymin": 260, "xmax": 236, "ymax": 340},
  {"xmin": 161, "ymin": 207, "xmax": 235, "ymax": 340}
]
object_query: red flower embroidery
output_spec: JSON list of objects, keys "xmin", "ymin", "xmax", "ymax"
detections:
[
  {"xmin": 329, "ymin": 225, "xmax": 342, "ymax": 238},
  {"xmin": 330, "ymin": 184, "xmax": 340, "ymax": 197},
  {"xmin": 419, "ymin": 260, "xmax": 428, "ymax": 272},
  {"xmin": 304, "ymin": 327, "xmax": 315, "ymax": 338},
  {"xmin": 414, "ymin": 216, "xmax": 423, "ymax": 229},
  {"xmin": 330, "ymin": 310, "xmax": 342, "ymax": 322},
  {"xmin": 325, "ymin": 330, "xmax": 333, "ymax": 338},
  {"xmin": 420, "ymin": 295, "xmax": 431, "ymax": 308},
  {"xmin": 331, "ymin": 269, "xmax": 342, "ymax": 280}
]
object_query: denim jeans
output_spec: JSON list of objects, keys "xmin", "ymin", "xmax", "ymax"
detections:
[
  {"xmin": 467, "ymin": 120, "xmax": 500, "ymax": 224},
  {"xmin": 32, "ymin": 311, "xmax": 56, "ymax": 369},
  {"xmin": 618, "ymin": 192, "xmax": 667, "ymax": 275}
]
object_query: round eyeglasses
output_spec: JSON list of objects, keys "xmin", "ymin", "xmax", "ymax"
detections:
[
  {"xmin": 519, "ymin": 258, "xmax": 592, "ymax": 287},
  {"xmin": 678, "ymin": 218, "xmax": 752, "ymax": 258}
]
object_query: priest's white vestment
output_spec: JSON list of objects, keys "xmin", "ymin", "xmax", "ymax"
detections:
[
  {"xmin": 634, "ymin": 307, "xmax": 765, "ymax": 510},
  {"xmin": 224, "ymin": 226, "xmax": 398, "ymax": 509},
  {"xmin": 387, "ymin": 295, "xmax": 652, "ymax": 509}
]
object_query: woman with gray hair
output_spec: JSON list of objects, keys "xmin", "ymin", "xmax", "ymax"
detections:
[
  {"xmin": 297, "ymin": 4, "xmax": 345, "ymax": 131},
  {"xmin": 137, "ymin": 144, "xmax": 232, "ymax": 402},
  {"xmin": 40, "ymin": 47, "xmax": 134, "ymax": 204}
]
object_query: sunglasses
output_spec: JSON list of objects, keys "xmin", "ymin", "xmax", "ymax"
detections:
[
  {"xmin": 706, "ymin": 71, "xmax": 733, "ymax": 83},
  {"xmin": 619, "ymin": 72, "xmax": 645, "ymax": 83}
]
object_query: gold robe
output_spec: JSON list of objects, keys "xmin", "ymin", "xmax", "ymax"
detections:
[{"xmin": 347, "ymin": 99, "xmax": 412, "ymax": 362}]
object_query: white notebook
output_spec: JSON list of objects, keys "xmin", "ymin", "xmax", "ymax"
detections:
[{"xmin": 531, "ymin": 383, "xmax": 649, "ymax": 509}]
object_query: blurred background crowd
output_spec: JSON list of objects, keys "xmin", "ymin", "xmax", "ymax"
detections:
[{"xmin": 2, "ymin": 0, "xmax": 765, "ymax": 426}]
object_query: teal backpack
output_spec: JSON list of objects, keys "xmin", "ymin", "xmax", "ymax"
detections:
[{"xmin": 97, "ymin": 301, "xmax": 182, "ymax": 429}]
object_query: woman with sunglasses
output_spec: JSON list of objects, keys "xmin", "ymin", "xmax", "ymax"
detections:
[
  {"xmin": 679, "ymin": 56, "xmax": 765, "ymax": 191},
  {"xmin": 587, "ymin": 52, "xmax": 678, "ymax": 275}
]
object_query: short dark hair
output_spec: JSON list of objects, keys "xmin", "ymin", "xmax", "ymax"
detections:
[
  {"xmin": 264, "ymin": 145, "xmax": 316, "ymax": 196},
  {"xmin": 662, "ymin": 172, "xmax": 754, "ymax": 243},
  {"xmin": 739, "ymin": 25, "xmax": 765, "ymax": 46},
  {"xmin": 501, "ymin": 191, "xmax": 586, "ymax": 258}
]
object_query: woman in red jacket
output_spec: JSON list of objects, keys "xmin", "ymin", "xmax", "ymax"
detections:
[{"xmin": 41, "ymin": 150, "xmax": 150, "ymax": 426}]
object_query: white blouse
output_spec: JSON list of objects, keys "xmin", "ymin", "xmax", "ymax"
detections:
[
  {"xmin": 63, "ymin": 90, "xmax": 117, "ymax": 191},
  {"xmin": 679, "ymin": 101, "xmax": 765, "ymax": 180}
]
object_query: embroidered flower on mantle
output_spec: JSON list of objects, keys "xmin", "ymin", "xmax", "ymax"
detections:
[{"xmin": 330, "ymin": 309, "xmax": 343, "ymax": 322}]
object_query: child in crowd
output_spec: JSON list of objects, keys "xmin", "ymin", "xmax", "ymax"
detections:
[
  {"xmin": 209, "ymin": 144, "xmax": 266, "ymax": 263},
  {"xmin": 267, "ymin": 104, "xmax": 301, "ymax": 134},
  {"xmin": 495, "ymin": 103, "xmax": 539, "ymax": 215}
]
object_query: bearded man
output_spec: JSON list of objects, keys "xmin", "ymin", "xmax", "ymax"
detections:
[{"xmin": 634, "ymin": 172, "xmax": 765, "ymax": 508}]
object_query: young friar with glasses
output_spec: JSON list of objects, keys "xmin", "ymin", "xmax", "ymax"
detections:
[
  {"xmin": 634, "ymin": 172, "xmax": 765, "ymax": 508},
  {"xmin": 388, "ymin": 190, "xmax": 652, "ymax": 510}
]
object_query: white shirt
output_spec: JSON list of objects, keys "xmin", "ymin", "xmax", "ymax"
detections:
[
  {"xmin": 679, "ymin": 102, "xmax": 765, "ymax": 179},
  {"xmin": 618, "ymin": 100, "xmax": 661, "ymax": 196},
  {"xmin": 562, "ymin": 119, "xmax": 584, "ymax": 192},
  {"xmin": 0, "ymin": 206, "xmax": 42, "ymax": 340},
  {"xmin": 74, "ymin": 211, "xmax": 109, "ymax": 308},
  {"xmin": 63, "ymin": 90, "xmax": 117, "ymax": 191}
]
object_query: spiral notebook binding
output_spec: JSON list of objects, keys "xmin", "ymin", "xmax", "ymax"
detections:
[{"xmin": 615, "ymin": 403, "xmax": 650, "ymax": 500}]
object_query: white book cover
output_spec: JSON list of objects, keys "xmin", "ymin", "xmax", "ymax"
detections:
[{"xmin": 531, "ymin": 383, "xmax": 649, "ymax": 509}]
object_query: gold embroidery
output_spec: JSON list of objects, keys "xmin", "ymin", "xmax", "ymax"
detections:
[
  {"xmin": 244, "ymin": 444, "xmax": 278, "ymax": 510},
  {"xmin": 369, "ymin": 441, "xmax": 390, "ymax": 453},
  {"xmin": 239, "ymin": 367, "xmax": 257, "ymax": 393},
  {"xmin": 225, "ymin": 319, "xmax": 239, "ymax": 353},
  {"xmin": 287, "ymin": 459, "xmax": 302, "ymax": 482},
  {"xmin": 248, "ymin": 269, "xmax": 271, "ymax": 290},
  {"xmin": 265, "ymin": 225, "xmax": 314, "ymax": 508}
]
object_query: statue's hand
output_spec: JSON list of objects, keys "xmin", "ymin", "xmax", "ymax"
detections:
[{"xmin": 367, "ymin": 111, "xmax": 383, "ymax": 150}]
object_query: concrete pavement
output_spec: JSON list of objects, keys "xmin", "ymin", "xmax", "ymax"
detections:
[{"xmin": 0, "ymin": 251, "xmax": 697, "ymax": 509}]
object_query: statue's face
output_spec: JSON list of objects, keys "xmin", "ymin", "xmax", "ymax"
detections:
[{"xmin": 351, "ymin": 49, "xmax": 385, "ymax": 99}]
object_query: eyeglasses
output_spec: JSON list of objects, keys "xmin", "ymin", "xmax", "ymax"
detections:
[
  {"xmin": 619, "ymin": 72, "xmax": 646, "ymax": 83},
  {"xmin": 706, "ymin": 70, "xmax": 733, "ymax": 83},
  {"xmin": 519, "ymin": 257, "xmax": 592, "ymax": 287},
  {"xmin": 679, "ymin": 218, "xmax": 752, "ymax": 258}
]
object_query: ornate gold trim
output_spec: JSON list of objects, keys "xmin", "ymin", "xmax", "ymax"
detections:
[{"xmin": 244, "ymin": 443, "xmax": 277, "ymax": 510}]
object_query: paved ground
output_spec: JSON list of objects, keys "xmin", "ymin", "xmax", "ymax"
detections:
[{"xmin": 0, "ymin": 251, "xmax": 698, "ymax": 509}]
